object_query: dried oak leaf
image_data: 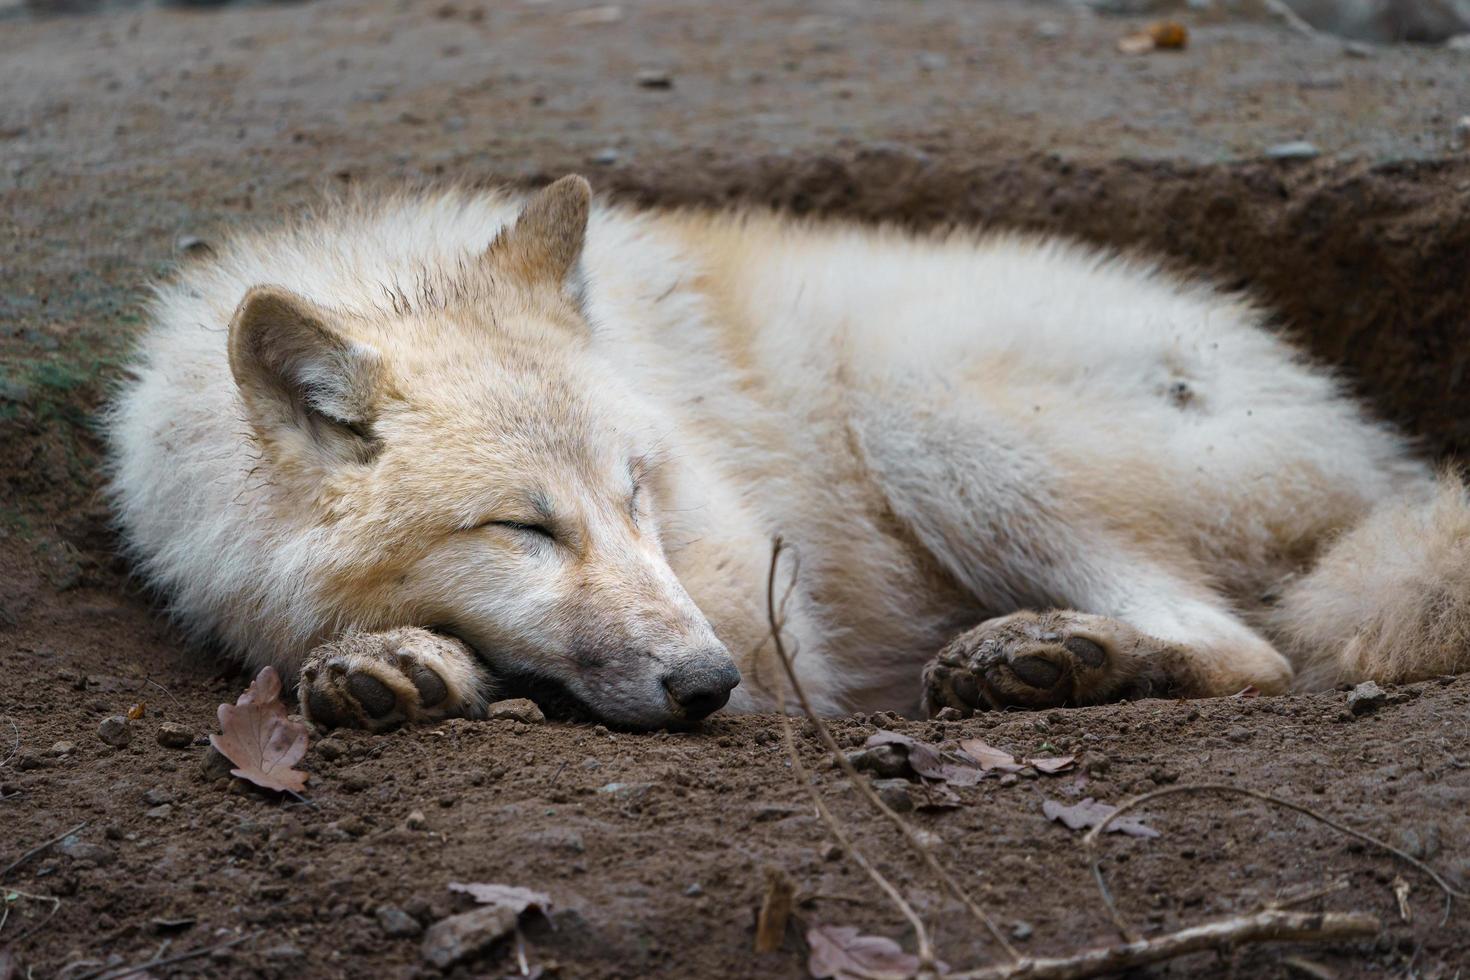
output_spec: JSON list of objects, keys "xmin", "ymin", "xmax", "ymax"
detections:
[
  {"xmin": 959, "ymin": 738, "xmax": 1075, "ymax": 775},
  {"xmin": 1042, "ymin": 797, "xmax": 1159, "ymax": 838},
  {"xmin": 448, "ymin": 882, "xmax": 554, "ymax": 916},
  {"xmin": 807, "ymin": 924, "xmax": 937, "ymax": 980},
  {"xmin": 209, "ymin": 666, "xmax": 309, "ymax": 794},
  {"xmin": 866, "ymin": 731, "xmax": 986, "ymax": 786}
]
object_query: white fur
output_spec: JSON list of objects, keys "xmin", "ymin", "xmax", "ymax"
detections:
[{"xmin": 107, "ymin": 186, "xmax": 1466, "ymax": 719}]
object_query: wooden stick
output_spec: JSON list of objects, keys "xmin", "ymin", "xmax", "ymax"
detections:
[
  {"xmin": 1081, "ymin": 783, "xmax": 1465, "ymax": 939},
  {"xmin": 944, "ymin": 910, "xmax": 1379, "ymax": 980},
  {"xmin": 1, "ymin": 821, "xmax": 88, "ymax": 881},
  {"xmin": 776, "ymin": 664, "xmax": 934, "ymax": 969},
  {"xmin": 76, "ymin": 932, "xmax": 257, "ymax": 980}
]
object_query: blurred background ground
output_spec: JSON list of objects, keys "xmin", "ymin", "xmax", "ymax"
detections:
[{"xmin": 2, "ymin": 1, "xmax": 1469, "ymax": 978}]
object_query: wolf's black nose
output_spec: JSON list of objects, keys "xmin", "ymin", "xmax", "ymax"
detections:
[{"xmin": 663, "ymin": 658, "xmax": 741, "ymax": 720}]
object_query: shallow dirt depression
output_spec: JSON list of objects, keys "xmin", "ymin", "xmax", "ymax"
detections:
[{"xmin": 3, "ymin": 150, "xmax": 1468, "ymax": 980}]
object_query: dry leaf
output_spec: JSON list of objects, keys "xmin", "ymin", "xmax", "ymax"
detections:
[
  {"xmin": 960, "ymin": 738, "xmax": 1075, "ymax": 775},
  {"xmin": 1118, "ymin": 20, "xmax": 1187, "ymax": 54},
  {"xmin": 448, "ymin": 882, "xmax": 553, "ymax": 916},
  {"xmin": 209, "ymin": 666, "xmax": 309, "ymax": 794},
  {"xmin": 959, "ymin": 738, "xmax": 1021, "ymax": 772},
  {"xmin": 866, "ymin": 731, "xmax": 986, "ymax": 786},
  {"xmin": 126, "ymin": 702, "xmax": 146, "ymax": 720},
  {"xmin": 1043, "ymin": 797, "xmax": 1159, "ymax": 838},
  {"xmin": 807, "ymin": 924, "xmax": 926, "ymax": 980},
  {"xmin": 1030, "ymin": 755, "xmax": 1077, "ymax": 774},
  {"xmin": 1149, "ymin": 20, "xmax": 1188, "ymax": 49},
  {"xmin": 755, "ymin": 867, "xmax": 795, "ymax": 953}
]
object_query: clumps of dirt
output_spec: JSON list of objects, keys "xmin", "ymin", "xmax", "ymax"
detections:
[{"xmin": 3, "ymin": 602, "xmax": 1468, "ymax": 979}]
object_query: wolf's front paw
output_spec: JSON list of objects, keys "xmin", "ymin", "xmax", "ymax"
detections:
[
  {"xmin": 299, "ymin": 628, "xmax": 490, "ymax": 731},
  {"xmin": 921, "ymin": 610, "xmax": 1178, "ymax": 716}
]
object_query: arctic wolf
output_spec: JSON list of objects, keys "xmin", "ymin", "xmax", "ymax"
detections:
[{"xmin": 108, "ymin": 176, "xmax": 1470, "ymax": 729}]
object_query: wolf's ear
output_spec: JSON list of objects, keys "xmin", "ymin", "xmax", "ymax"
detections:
[
  {"xmin": 488, "ymin": 175, "xmax": 591, "ymax": 292},
  {"xmin": 228, "ymin": 286, "xmax": 384, "ymax": 465}
]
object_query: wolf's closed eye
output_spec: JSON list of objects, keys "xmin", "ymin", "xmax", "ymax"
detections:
[{"xmin": 482, "ymin": 520, "xmax": 556, "ymax": 542}]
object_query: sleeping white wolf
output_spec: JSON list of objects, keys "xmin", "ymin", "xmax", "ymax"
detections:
[{"xmin": 107, "ymin": 176, "xmax": 1470, "ymax": 730}]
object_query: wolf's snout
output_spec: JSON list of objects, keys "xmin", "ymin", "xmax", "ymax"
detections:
[{"xmin": 662, "ymin": 655, "xmax": 741, "ymax": 720}]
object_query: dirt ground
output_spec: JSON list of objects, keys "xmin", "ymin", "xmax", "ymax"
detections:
[{"xmin": 3, "ymin": 0, "xmax": 1470, "ymax": 977}]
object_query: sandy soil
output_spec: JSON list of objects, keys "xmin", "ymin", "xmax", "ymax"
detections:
[{"xmin": 3, "ymin": 1, "xmax": 1469, "ymax": 977}]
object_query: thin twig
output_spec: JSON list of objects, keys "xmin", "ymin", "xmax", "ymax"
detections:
[
  {"xmin": 1269, "ymin": 877, "xmax": 1351, "ymax": 910},
  {"xmin": 0, "ymin": 716, "xmax": 19, "ymax": 769},
  {"xmin": 776, "ymin": 652, "xmax": 934, "ymax": 975},
  {"xmin": 0, "ymin": 888, "xmax": 62, "ymax": 943},
  {"xmin": 1, "ymin": 821, "xmax": 87, "ymax": 881},
  {"xmin": 943, "ymin": 910, "xmax": 1379, "ymax": 980},
  {"xmin": 141, "ymin": 676, "xmax": 183, "ymax": 709},
  {"xmin": 1082, "ymin": 784, "xmax": 1465, "ymax": 940},
  {"xmin": 1261, "ymin": 0, "xmax": 1332, "ymax": 40},
  {"xmin": 76, "ymin": 931, "xmax": 257, "ymax": 980},
  {"xmin": 765, "ymin": 538, "xmax": 1019, "ymax": 964}
]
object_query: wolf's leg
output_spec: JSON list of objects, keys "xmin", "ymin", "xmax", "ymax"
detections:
[
  {"xmin": 1268, "ymin": 473, "xmax": 1470, "ymax": 688},
  {"xmin": 922, "ymin": 580, "xmax": 1293, "ymax": 716},
  {"xmin": 298, "ymin": 628, "xmax": 491, "ymax": 731}
]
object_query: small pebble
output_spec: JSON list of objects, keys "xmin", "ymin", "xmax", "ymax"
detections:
[
  {"xmin": 421, "ymin": 905, "xmax": 520, "ymax": 969},
  {"xmin": 97, "ymin": 715, "xmax": 130, "ymax": 748},
  {"xmin": 932, "ymin": 707, "xmax": 963, "ymax": 722},
  {"xmin": 1453, "ymin": 115, "xmax": 1470, "ymax": 149},
  {"xmin": 683, "ymin": 882, "xmax": 703, "ymax": 897},
  {"xmin": 484, "ymin": 698, "xmax": 545, "ymax": 724},
  {"xmin": 59, "ymin": 838, "xmax": 116, "ymax": 866},
  {"xmin": 1012, "ymin": 921, "xmax": 1034, "ymax": 941},
  {"xmin": 264, "ymin": 943, "xmax": 305, "ymax": 963},
  {"xmin": 1347, "ymin": 681, "xmax": 1388, "ymax": 716},
  {"xmin": 406, "ymin": 809, "xmax": 428, "ymax": 830},
  {"xmin": 590, "ymin": 147, "xmax": 621, "ymax": 166},
  {"xmin": 848, "ymin": 744, "xmax": 912, "ymax": 780},
  {"xmin": 912, "ymin": 829, "xmax": 943, "ymax": 850},
  {"xmin": 1264, "ymin": 140, "xmax": 1320, "ymax": 161},
  {"xmin": 377, "ymin": 904, "xmax": 424, "ymax": 938},
  {"xmin": 870, "ymin": 778, "xmax": 913, "ymax": 813},
  {"xmin": 144, "ymin": 804, "xmax": 173, "ymax": 820},
  {"xmin": 155, "ymin": 723, "xmax": 192, "ymax": 749},
  {"xmin": 316, "ymin": 737, "xmax": 346, "ymax": 761},
  {"xmin": 635, "ymin": 68, "xmax": 672, "ymax": 89},
  {"xmin": 142, "ymin": 787, "xmax": 175, "ymax": 806},
  {"xmin": 49, "ymin": 740, "xmax": 76, "ymax": 756}
]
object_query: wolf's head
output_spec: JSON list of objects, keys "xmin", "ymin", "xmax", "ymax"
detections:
[{"xmin": 225, "ymin": 176, "xmax": 739, "ymax": 728}]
